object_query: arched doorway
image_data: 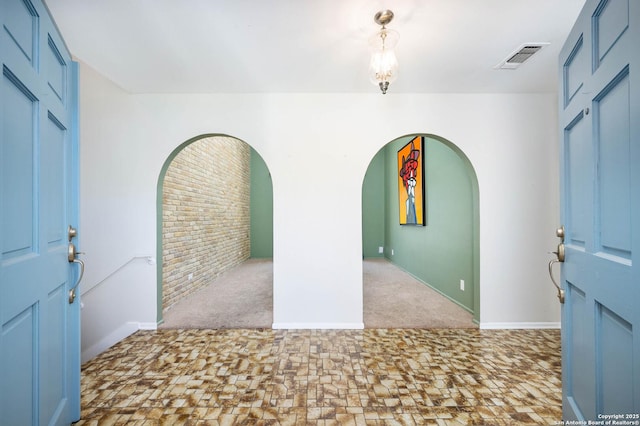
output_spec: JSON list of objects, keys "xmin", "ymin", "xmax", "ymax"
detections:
[
  {"xmin": 156, "ymin": 134, "xmax": 273, "ymax": 325},
  {"xmin": 362, "ymin": 134, "xmax": 480, "ymax": 326}
]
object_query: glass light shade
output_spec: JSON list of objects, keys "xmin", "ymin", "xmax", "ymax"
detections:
[
  {"xmin": 368, "ymin": 29, "xmax": 399, "ymax": 87},
  {"xmin": 368, "ymin": 50, "xmax": 398, "ymax": 85}
]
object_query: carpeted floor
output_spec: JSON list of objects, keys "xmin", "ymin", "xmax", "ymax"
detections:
[
  {"xmin": 363, "ymin": 258, "xmax": 475, "ymax": 328},
  {"xmin": 161, "ymin": 258, "xmax": 273, "ymax": 329},
  {"xmin": 160, "ymin": 258, "xmax": 476, "ymax": 329}
]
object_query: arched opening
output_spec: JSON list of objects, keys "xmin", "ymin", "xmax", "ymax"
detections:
[
  {"xmin": 362, "ymin": 134, "xmax": 480, "ymax": 327},
  {"xmin": 156, "ymin": 134, "xmax": 273, "ymax": 326}
]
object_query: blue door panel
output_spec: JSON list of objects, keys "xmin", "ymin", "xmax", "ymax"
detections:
[
  {"xmin": 597, "ymin": 304, "xmax": 633, "ymax": 413},
  {"xmin": 593, "ymin": 0, "xmax": 629, "ymax": 67},
  {"xmin": 560, "ymin": 0, "xmax": 639, "ymax": 420},
  {"xmin": 563, "ymin": 36, "xmax": 587, "ymax": 107},
  {"xmin": 1, "ymin": 69, "xmax": 36, "ymax": 259},
  {"xmin": 45, "ymin": 36, "xmax": 66, "ymax": 102},
  {"xmin": 564, "ymin": 112, "xmax": 590, "ymax": 247},
  {"xmin": 43, "ymin": 114, "xmax": 66, "ymax": 245},
  {"xmin": 566, "ymin": 282, "xmax": 595, "ymax": 419},
  {"xmin": 1, "ymin": 305, "xmax": 36, "ymax": 426},
  {"xmin": 42, "ymin": 283, "xmax": 67, "ymax": 424},
  {"xmin": 595, "ymin": 69, "xmax": 631, "ymax": 257},
  {"xmin": 2, "ymin": 0, "xmax": 37, "ymax": 66},
  {"xmin": 1, "ymin": 0, "xmax": 80, "ymax": 424},
  {"xmin": 590, "ymin": 256, "xmax": 634, "ymax": 323}
]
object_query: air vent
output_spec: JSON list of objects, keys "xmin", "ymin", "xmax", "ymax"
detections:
[{"xmin": 494, "ymin": 42, "xmax": 550, "ymax": 70}]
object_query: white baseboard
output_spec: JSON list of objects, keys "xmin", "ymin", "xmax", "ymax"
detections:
[
  {"xmin": 272, "ymin": 322, "xmax": 365, "ymax": 330},
  {"xmin": 479, "ymin": 322, "xmax": 561, "ymax": 330},
  {"xmin": 81, "ymin": 321, "xmax": 157, "ymax": 363},
  {"xmin": 138, "ymin": 322, "xmax": 158, "ymax": 330}
]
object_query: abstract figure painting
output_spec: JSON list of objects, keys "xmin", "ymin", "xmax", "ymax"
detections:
[{"xmin": 398, "ymin": 136, "xmax": 425, "ymax": 225}]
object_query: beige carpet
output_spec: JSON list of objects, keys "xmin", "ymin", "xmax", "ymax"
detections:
[
  {"xmin": 161, "ymin": 258, "xmax": 273, "ymax": 329},
  {"xmin": 160, "ymin": 258, "xmax": 476, "ymax": 329},
  {"xmin": 363, "ymin": 258, "xmax": 475, "ymax": 328}
]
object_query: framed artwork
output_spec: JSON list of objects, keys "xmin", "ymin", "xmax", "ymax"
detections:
[{"xmin": 397, "ymin": 136, "xmax": 425, "ymax": 225}]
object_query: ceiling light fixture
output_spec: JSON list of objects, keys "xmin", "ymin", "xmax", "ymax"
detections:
[{"xmin": 369, "ymin": 9, "xmax": 399, "ymax": 94}]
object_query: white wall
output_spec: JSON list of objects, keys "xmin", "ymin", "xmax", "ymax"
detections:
[{"xmin": 78, "ymin": 62, "xmax": 561, "ymax": 360}]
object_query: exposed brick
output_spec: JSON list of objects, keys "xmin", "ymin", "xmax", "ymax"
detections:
[{"xmin": 162, "ymin": 136, "xmax": 250, "ymax": 311}]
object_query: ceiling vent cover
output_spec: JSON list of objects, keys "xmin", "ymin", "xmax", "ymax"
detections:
[{"xmin": 495, "ymin": 42, "xmax": 550, "ymax": 70}]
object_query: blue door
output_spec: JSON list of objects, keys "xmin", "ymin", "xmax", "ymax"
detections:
[
  {"xmin": 559, "ymin": 0, "xmax": 639, "ymax": 420},
  {"xmin": 0, "ymin": 0, "xmax": 80, "ymax": 424}
]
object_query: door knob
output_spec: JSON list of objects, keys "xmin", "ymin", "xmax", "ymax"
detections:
[
  {"xmin": 552, "ymin": 226, "xmax": 565, "ymax": 263},
  {"xmin": 68, "ymin": 242, "xmax": 77, "ymax": 262},
  {"xmin": 68, "ymin": 225, "xmax": 77, "ymax": 241},
  {"xmin": 68, "ymin": 241, "xmax": 84, "ymax": 262},
  {"xmin": 554, "ymin": 243, "xmax": 565, "ymax": 262}
]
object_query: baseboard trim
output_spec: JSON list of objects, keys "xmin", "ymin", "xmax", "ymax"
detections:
[
  {"xmin": 138, "ymin": 322, "xmax": 158, "ymax": 330},
  {"xmin": 272, "ymin": 322, "xmax": 365, "ymax": 330},
  {"xmin": 479, "ymin": 322, "xmax": 561, "ymax": 330},
  {"xmin": 81, "ymin": 321, "xmax": 158, "ymax": 363}
]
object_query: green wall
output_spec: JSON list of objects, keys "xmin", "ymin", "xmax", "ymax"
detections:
[
  {"xmin": 362, "ymin": 136, "xmax": 477, "ymax": 316},
  {"xmin": 362, "ymin": 150, "xmax": 386, "ymax": 258},
  {"xmin": 249, "ymin": 148, "xmax": 273, "ymax": 258},
  {"xmin": 252, "ymin": 136, "xmax": 478, "ymax": 314}
]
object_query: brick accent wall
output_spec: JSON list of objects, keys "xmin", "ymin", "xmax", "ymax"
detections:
[{"xmin": 162, "ymin": 136, "xmax": 251, "ymax": 311}]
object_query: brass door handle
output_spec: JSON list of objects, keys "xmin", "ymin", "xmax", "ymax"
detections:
[
  {"xmin": 547, "ymin": 225, "xmax": 566, "ymax": 304},
  {"xmin": 68, "ymin": 242, "xmax": 85, "ymax": 304},
  {"xmin": 548, "ymin": 258, "xmax": 565, "ymax": 304}
]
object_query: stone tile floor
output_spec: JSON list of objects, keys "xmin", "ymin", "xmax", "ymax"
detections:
[{"xmin": 75, "ymin": 328, "xmax": 562, "ymax": 425}]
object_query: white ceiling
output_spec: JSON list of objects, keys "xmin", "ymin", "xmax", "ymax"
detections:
[{"xmin": 45, "ymin": 0, "xmax": 586, "ymax": 94}]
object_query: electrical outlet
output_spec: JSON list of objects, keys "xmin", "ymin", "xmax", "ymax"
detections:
[
  {"xmin": 460, "ymin": 279, "xmax": 465, "ymax": 291},
  {"xmin": 188, "ymin": 273, "xmax": 194, "ymax": 280},
  {"xmin": 378, "ymin": 246, "xmax": 384, "ymax": 254},
  {"xmin": 391, "ymin": 249, "xmax": 394, "ymax": 256}
]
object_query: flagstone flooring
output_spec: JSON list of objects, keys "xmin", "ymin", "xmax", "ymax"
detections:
[{"xmin": 75, "ymin": 328, "xmax": 562, "ymax": 425}]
